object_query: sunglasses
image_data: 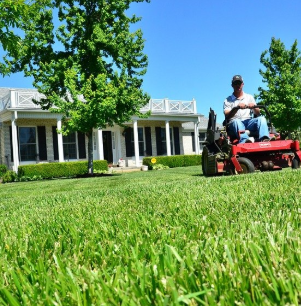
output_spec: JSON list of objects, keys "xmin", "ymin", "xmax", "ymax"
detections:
[{"xmin": 233, "ymin": 81, "xmax": 242, "ymax": 86}]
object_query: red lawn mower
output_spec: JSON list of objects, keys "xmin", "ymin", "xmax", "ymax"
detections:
[{"xmin": 202, "ymin": 105, "xmax": 301, "ymax": 175}]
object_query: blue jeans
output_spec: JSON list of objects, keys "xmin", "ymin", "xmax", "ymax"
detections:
[{"xmin": 228, "ymin": 116, "xmax": 269, "ymax": 143}]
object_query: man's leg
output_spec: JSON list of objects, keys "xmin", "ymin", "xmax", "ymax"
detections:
[
  {"xmin": 246, "ymin": 116, "xmax": 269, "ymax": 140},
  {"xmin": 228, "ymin": 119, "xmax": 249, "ymax": 143}
]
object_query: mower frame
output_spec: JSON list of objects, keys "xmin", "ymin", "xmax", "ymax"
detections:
[{"xmin": 202, "ymin": 106, "xmax": 301, "ymax": 175}]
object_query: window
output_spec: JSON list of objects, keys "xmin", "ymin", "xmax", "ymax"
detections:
[
  {"xmin": 161, "ymin": 128, "xmax": 173, "ymax": 155},
  {"xmin": 125, "ymin": 127, "xmax": 152, "ymax": 157},
  {"xmin": 130, "ymin": 128, "xmax": 144, "ymax": 156},
  {"xmin": 63, "ymin": 132, "xmax": 77, "ymax": 159},
  {"xmin": 19, "ymin": 127, "xmax": 37, "ymax": 161},
  {"xmin": 199, "ymin": 132, "xmax": 206, "ymax": 151}
]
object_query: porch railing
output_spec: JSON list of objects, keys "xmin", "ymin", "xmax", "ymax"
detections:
[
  {"xmin": 141, "ymin": 98, "xmax": 197, "ymax": 114},
  {"xmin": 0, "ymin": 90, "xmax": 44, "ymax": 111},
  {"xmin": 0, "ymin": 90, "xmax": 197, "ymax": 114}
]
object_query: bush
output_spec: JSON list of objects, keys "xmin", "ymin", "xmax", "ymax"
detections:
[
  {"xmin": 18, "ymin": 160, "xmax": 108, "ymax": 179},
  {"xmin": 2, "ymin": 170, "xmax": 18, "ymax": 183},
  {"xmin": 152, "ymin": 164, "xmax": 169, "ymax": 170},
  {"xmin": 0, "ymin": 164, "xmax": 7, "ymax": 177},
  {"xmin": 143, "ymin": 155, "xmax": 202, "ymax": 169}
]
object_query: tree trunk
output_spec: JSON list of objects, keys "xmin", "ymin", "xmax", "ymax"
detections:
[{"xmin": 87, "ymin": 130, "xmax": 93, "ymax": 175}]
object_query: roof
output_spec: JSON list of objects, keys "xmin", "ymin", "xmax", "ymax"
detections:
[
  {"xmin": 182, "ymin": 116, "xmax": 223, "ymax": 131},
  {"xmin": 0, "ymin": 87, "xmax": 38, "ymax": 99}
]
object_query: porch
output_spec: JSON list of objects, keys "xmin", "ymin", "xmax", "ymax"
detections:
[{"xmin": 0, "ymin": 88, "xmax": 202, "ymax": 172}]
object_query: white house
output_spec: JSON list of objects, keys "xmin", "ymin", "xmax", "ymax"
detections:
[{"xmin": 0, "ymin": 87, "xmax": 208, "ymax": 172}]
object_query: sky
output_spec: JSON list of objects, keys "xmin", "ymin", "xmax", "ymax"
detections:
[{"xmin": 1, "ymin": 0, "xmax": 301, "ymax": 122}]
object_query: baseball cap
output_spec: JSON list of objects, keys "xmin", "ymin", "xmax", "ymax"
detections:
[{"xmin": 232, "ymin": 75, "xmax": 244, "ymax": 83}]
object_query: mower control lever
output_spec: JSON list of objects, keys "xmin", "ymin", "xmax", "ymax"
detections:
[{"xmin": 226, "ymin": 104, "xmax": 271, "ymax": 123}]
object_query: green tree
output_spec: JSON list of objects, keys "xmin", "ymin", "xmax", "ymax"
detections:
[
  {"xmin": 0, "ymin": 0, "xmax": 27, "ymax": 56},
  {"xmin": 257, "ymin": 37, "xmax": 301, "ymax": 134},
  {"xmin": 0, "ymin": 0, "xmax": 150, "ymax": 173}
]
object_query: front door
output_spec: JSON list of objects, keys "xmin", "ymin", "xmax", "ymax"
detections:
[{"xmin": 103, "ymin": 131, "xmax": 113, "ymax": 163}]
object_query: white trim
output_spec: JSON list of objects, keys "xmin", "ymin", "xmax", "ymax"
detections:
[
  {"xmin": 97, "ymin": 129, "xmax": 104, "ymax": 160},
  {"xmin": 133, "ymin": 120, "xmax": 140, "ymax": 167},
  {"xmin": 57, "ymin": 118, "xmax": 64, "ymax": 162},
  {"xmin": 194, "ymin": 122, "xmax": 199, "ymax": 155},
  {"xmin": 165, "ymin": 121, "xmax": 171, "ymax": 156},
  {"xmin": 11, "ymin": 111, "xmax": 19, "ymax": 172}
]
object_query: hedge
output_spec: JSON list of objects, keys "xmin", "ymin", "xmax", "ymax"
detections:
[
  {"xmin": 143, "ymin": 155, "xmax": 202, "ymax": 169},
  {"xmin": 0, "ymin": 164, "xmax": 7, "ymax": 177},
  {"xmin": 18, "ymin": 160, "xmax": 108, "ymax": 179}
]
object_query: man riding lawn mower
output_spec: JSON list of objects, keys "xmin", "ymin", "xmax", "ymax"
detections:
[{"xmin": 202, "ymin": 105, "xmax": 301, "ymax": 176}]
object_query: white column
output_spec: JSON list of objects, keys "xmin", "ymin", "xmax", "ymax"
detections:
[
  {"xmin": 10, "ymin": 90, "xmax": 16, "ymax": 107},
  {"xmin": 164, "ymin": 98, "xmax": 169, "ymax": 113},
  {"xmin": 57, "ymin": 118, "xmax": 64, "ymax": 162},
  {"xmin": 192, "ymin": 98, "xmax": 197, "ymax": 114},
  {"xmin": 165, "ymin": 120, "xmax": 171, "ymax": 156},
  {"xmin": 97, "ymin": 129, "xmax": 104, "ymax": 160},
  {"xmin": 194, "ymin": 121, "xmax": 199, "ymax": 154},
  {"xmin": 11, "ymin": 111, "xmax": 19, "ymax": 172},
  {"xmin": 133, "ymin": 120, "xmax": 140, "ymax": 167}
]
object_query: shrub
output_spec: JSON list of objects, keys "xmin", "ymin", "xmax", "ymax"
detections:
[
  {"xmin": 143, "ymin": 155, "xmax": 202, "ymax": 169},
  {"xmin": 18, "ymin": 160, "xmax": 108, "ymax": 179},
  {"xmin": 152, "ymin": 164, "xmax": 169, "ymax": 170},
  {"xmin": 0, "ymin": 164, "xmax": 7, "ymax": 177},
  {"xmin": 2, "ymin": 170, "xmax": 18, "ymax": 183}
]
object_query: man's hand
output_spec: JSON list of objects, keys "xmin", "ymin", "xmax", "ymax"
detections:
[
  {"xmin": 238, "ymin": 102, "xmax": 247, "ymax": 109},
  {"xmin": 247, "ymin": 102, "xmax": 260, "ymax": 115}
]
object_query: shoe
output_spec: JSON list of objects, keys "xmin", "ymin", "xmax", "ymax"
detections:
[
  {"xmin": 261, "ymin": 136, "xmax": 276, "ymax": 142},
  {"xmin": 261, "ymin": 136, "xmax": 270, "ymax": 142},
  {"xmin": 245, "ymin": 137, "xmax": 254, "ymax": 143}
]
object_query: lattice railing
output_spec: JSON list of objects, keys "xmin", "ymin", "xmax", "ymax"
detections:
[
  {"xmin": 141, "ymin": 99, "xmax": 196, "ymax": 114},
  {"xmin": 16, "ymin": 92, "xmax": 44, "ymax": 108},
  {"xmin": 1, "ymin": 91, "xmax": 196, "ymax": 114}
]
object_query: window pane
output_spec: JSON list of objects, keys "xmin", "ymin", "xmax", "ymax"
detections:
[
  {"xmin": 20, "ymin": 144, "xmax": 36, "ymax": 161},
  {"xmin": 138, "ymin": 128, "xmax": 144, "ymax": 141},
  {"xmin": 63, "ymin": 133, "xmax": 76, "ymax": 143},
  {"xmin": 63, "ymin": 144, "xmax": 77, "ymax": 159},
  {"xmin": 19, "ymin": 127, "xmax": 36, "ymax": 161},
  {"xmin": 63, "ymin": 132, "xmax": 77, "ymax": 159},
  {"xmin": 199, "ymin": 132, "xmax": 206, "ymax": 141}
]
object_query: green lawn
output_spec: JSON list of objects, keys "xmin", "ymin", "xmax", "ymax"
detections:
[{"xmin": 1, "ymin": 166, "xmax": 301, "ymax": 305}]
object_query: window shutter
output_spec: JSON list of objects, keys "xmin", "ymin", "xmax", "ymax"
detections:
[
  {"xmin": 125, "ymin": 127, "xmax": 133, "ymax": 157},
  {"xmin": 37, "ymin": 126, "xmax": 47, "ymax": 161},
  {"xmin": 145, "ymin": 127, "xmax": 152, "ymax": 156},
  {"xmin": 77, "ymin": 132, "xmax": 86, "ymax": 159},
  {"xmin": 173, "ymin": 127, "xmax": 180, "ymax": 155},
  {"xmin": 9, "ymin": 126, "xmax": 14, "ymax": 162},
  {"xmin": 52, "ymin": 126, "xmax": 59, "ymax": 160},
  {"xmin": 191, "ymin": 132, "xmax": 195, "ymax": 152},
  {"xmin": 155, "ymin": 127, "xmax": 162, "ymax": 155}
]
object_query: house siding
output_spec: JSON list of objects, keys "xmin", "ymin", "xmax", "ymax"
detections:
[{"xmin": 182, "ymin": 131, "xmax": 195, "ymax": 155}]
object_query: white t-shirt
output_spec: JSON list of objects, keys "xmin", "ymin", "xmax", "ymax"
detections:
[{"xmin": 223, "ymin": 93, "xmax": 256, "ymax": 121}]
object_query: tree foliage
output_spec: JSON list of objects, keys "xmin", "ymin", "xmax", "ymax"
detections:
[
  {"xmin": 0, "ymin": 0, "xmax": 150, "ymax": 173},
  {"xmin": 257, "ymin": 37, "xmax": 301, "ymax": 133},
  {"xmin": 0, "ymin": 0, "xmax": 27, "ymax": 55}
]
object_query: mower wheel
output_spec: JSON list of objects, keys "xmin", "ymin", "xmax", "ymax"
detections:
[
  {"xmin": 292, "ymin": 157, "xmax": 300, "ymax": 169},
  {"xmin": 231, "ymin": 157, "xmax": 255, "ymax": 174}
]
